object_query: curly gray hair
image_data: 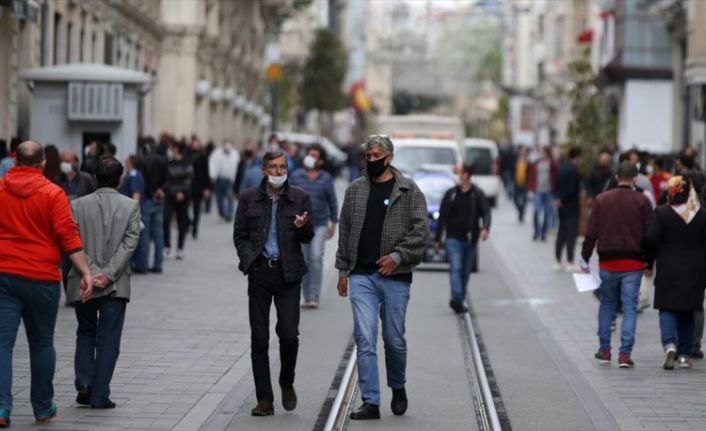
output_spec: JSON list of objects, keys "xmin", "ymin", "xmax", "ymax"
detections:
[{"xmin": 361, "ymin": 134, "xmax": 394, "ymax": 155}]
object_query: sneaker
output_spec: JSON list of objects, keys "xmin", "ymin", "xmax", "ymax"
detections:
[
  {"xmin": 176, "ymin": 249, "xmax": 184, "ymax": 260},
  {"xmin": 35, "ymin": 402, "xmax": 57, "ymax": 424},
  {"xmin": 564, "ymin": 263, "xmax": 580, "ymax": 273},
  {"xmin": 594, "ymin": 349, "xmax": 611, "ymax": 365},
  {"xmin": 618, "ymin": 354, "xmax": 634, "ymax": 368},
  {"xmin": 663, "ymin": 344, "xmax": 677, "ymax": 370},
  {"xmin": 0, "ymin": 408, "xmax": 10, "ymax": 428},
  {"xmin": 552, "ymin": 262, "xmax": 565, "ymax": 272},
  {"xmin": 678, "ymin": 356, "xmax": 692, "ymax": 368},
  {"xmin": 164, "ymin": 248, "xmax": 172, "ymax": 259}
]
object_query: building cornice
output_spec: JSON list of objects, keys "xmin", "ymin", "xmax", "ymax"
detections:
[{"xmin": 113, "ymin": 1, "xmax": 165, "ymax": 40}]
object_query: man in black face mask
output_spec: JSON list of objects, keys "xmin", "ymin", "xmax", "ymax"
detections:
[{"xmin": 336, "ymin": 135, "xmax": 429, "ymax": 420}]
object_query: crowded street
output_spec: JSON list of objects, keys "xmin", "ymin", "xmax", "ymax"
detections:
[{"xmin": 2, "ymin": 185, "xmax": 704, "ymax": 430}]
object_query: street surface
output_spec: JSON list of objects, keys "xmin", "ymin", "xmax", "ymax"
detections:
[{"xmin": 7, "ymin": 187, "xmax": 706, "ymax": 431}]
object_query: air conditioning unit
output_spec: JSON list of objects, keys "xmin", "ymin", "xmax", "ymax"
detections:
[{"xmin": 67, "ymin": 82, "xmax": 124, "ymax": 122}]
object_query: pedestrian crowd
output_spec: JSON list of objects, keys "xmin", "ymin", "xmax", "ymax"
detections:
[{"xmin": 500, "ymin": 143, "xmax": 706, "ymax": 370}]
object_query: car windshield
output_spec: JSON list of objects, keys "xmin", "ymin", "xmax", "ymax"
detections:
[
  {"xmin": 464, "ymin": 147, "xmax": 492, "ymax": 175},
  {"xmin": 414, "ymin": 175, "xmax": 456, "ymax": 207},
  {"xmin": 393, "ymin": 147, "xmax": 457, "ymax": 174}
]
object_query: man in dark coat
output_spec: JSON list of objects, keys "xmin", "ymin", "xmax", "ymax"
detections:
[
  {"xmin": 553, "ymin": 147, "xmax": 582, "ymax": 271},
  {"xmin": 233, "ymin": 151, "xmax": 314, "ymax": 417}
]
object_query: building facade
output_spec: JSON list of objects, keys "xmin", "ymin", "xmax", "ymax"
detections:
[{"xmin": 0, "ymin": 0, "xmax": 280, "ymax": 148}]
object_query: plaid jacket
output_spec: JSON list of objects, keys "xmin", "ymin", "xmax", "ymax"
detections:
[{"xmin": 336, "ymin": 167, "xmax": 429, "ymax": 277}]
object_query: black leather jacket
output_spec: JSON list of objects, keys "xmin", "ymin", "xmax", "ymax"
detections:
[{"xmin": 233, "ymin": 179, "xmax": 314, "ymax": 282}]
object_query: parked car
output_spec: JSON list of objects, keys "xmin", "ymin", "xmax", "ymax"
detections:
[
  {"xmin": 463, "ymin": 138, "xmax": 501, "ymax": 207},
  {"xmin": 273, "ymin": 132, "xmax": 348, "ymax": 176},
  {"xmin": 412, "ymin": 171, "xmax": 457, "ymax": 266},
  {"xmin": 390, "ymin": 138, "xmax": 462, "ymax": 176}
]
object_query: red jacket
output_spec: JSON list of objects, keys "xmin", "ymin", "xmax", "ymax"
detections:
[
  {"xmin": 0, "ymin": 166, "xmax": 83, "ymax": 282},
  {"xmin": 581, "ymin": 186, "xmax": 653, "ymax": 264}
]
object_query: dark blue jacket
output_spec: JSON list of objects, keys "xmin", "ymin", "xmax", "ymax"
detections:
[{"xmin": 554, "ymin": 160, "xmax": 581, "ymax": 219}]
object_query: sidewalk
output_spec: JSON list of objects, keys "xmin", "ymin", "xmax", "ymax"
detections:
[
  {"xmin": 9, "ymin": 211, "xmax": 253, "ymax": 431},
  {"xmin": 486, "ymin": 195, "xmax": 706, "ymax": 431}
]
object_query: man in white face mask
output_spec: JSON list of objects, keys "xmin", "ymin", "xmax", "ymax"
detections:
[
  {"xmin": 233, "ymin": 150, "xmax": 314, "ymax": 416},
  {"xmin": 58, "ymin": 150, "xmax": 96, "ymax": 201},
  {"xmin": 289, "ymin": 144, "xmax": 339, "ymax": 308}
]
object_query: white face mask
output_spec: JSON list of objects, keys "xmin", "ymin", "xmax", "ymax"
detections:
[
  {"xmin": 60, "ymin": 162, "xmax": 73, "ymax": 174},
  {"xmin": 303, "ymin": 155, "xmax": 317, "ymax": 170},
  {"xmin": 268, "ymin": 173, "xmax": 287, "ymax": 189}
]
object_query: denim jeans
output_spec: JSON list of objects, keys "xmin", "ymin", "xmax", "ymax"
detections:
[
  {"xmin": 0, "ymin": 275, "xmax": 60, "ymax": 418},
  {"xmin": 140, "ymin": 199, "xmax": 164, "ymax": 270},
  {"xmin": 301, "ymin": 225, "xmax": 328, "ymax": 302},
  {"xmin": 597, "ymin": 270, "xmax": 642, "ymax": 355},
  {"xmin": 533, "ymin": 191, "xmax": 554, "ymax": 239},
  {"xmin": 659, "ymin": 310, "xmax": 695, "ymax": 356},
  {"xmin": 74, "ymin": 297, "xmax": 127, "ymax": 405},
  {"xmin": 214, "ymin": 178, "xmax": 234, "ymax": 220},
  {"xmin": 349, "ymin": 273, "xmax": 410, "ymax": 405},
  {"xmin": 445, "ymin": 238, "xmax": 476, "ymax": 303}
]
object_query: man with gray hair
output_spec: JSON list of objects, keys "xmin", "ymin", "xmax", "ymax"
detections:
[{"xmin": 336, "ymin": 135, "xmax": 428, "ymax": 420}]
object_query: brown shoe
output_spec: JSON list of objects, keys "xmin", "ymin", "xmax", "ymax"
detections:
[
  {"xmin": 251, "ymin": 401, "xmax": 274, "ymax": 416},
  {"xmin": 281, "ymin": 386, "xmax": 297, "ymax": 411}
]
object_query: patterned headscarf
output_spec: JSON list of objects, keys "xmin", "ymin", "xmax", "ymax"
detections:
[{"xmin": 667, "ymin": 176, "xmax": 700, "ymax": 224}]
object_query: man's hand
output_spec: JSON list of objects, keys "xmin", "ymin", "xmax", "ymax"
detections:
[
  {"xmin": 327, "ymin": 223, "xmax": 336, "ymax": 240},
  {"xmin": 337, "ymin": 276, "xmax": 348, "ymax": 297},
  {"xmin": 554, "ymin": 199, "xmax": 562, "ymax": 208},
  {"xmin": 203, "ymin": 189, "xmax": 211, "ymax": 199},
  {"xmin": 480, "ymin": 229, "xmax": 489, "ymax": 241},
  {"xmin": 175, "ymin": 191, "xmax": 185, "ymax": 202},
  {"xmin": 294, "ymin": 212, "xmax": 309, "ymax": 229},
  {"xmin": 644, "ymin": 269, "xmax": 654, "ymax": 278},
  {"xmin": 92, "ymin": 273, "xmax": 111, "ymax": 289},
  {"xmin": 579, "ymin": 258, "xmax": 590, "ymax": 274},
  {"xmin": 377, "ymin": 255, "xmax": 399, "ymax": 277},
  {"xmin": 79, "ymin": 274, "xmax": 94, "ymax": 303},
  {"xmin": 433, "ymin": 241, "xmax": 442, "ymax": 252},
  {"xmin": 154, "ymin": 188, "xmax": 165, "ymax": 203}
]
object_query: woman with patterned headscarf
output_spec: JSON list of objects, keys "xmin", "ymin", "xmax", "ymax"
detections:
[{"xmin": 643, "ymin": 175, "xmax": 706, "ymax": 370}]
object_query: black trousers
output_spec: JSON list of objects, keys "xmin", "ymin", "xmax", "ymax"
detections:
[
  {"xmin": 164, "ymin": 196, "xmax": 189, "ymax": 250},
  {"xmin": 191, "ymin": 195, "xmax": 203, "ymax": 237},
  {"xmin": 555, "ymin": 217, "xmax": 579, "ymax": 263},
  {"xmin": 248, "ymin": 264, "xmax": 301, "ymax": 403}
]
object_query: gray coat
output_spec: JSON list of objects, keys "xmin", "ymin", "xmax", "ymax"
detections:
[
  {"xmin": 336, "ymin": 167, "xmax": 428, "ymax": 277},
  {"xmin": 68, "ymin": 188, "xmax": 141, "ymax": 303}
]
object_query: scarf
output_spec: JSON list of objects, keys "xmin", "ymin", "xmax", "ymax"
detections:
[{"xmin": 668, "ymin": 176, "xmax": 700, "ymax": 224}]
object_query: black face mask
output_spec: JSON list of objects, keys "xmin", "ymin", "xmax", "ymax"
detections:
[{"xmin": 367, "ymin": 156, "xmax": 389, "ymax": 179}]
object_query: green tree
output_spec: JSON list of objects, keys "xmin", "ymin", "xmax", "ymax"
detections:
[
  {"xmin": 566, "ymin": 47, "xmax": 616, "ymax": 173},
  {"xmin": 300, "ymin": 28, "xmax": 348, "ymax": 113}
]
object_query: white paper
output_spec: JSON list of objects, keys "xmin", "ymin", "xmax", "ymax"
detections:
[{"xmin": 573, "ymin": 273, "xmax": 601, "ymax": 293}]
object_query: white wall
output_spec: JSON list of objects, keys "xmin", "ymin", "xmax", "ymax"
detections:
[{"xmin": 618, "ymin": 80, "xmax": 674, "ymax": 154}]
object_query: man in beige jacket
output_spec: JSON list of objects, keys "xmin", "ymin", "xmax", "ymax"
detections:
[{"xmin": 68, "ymin": 157, "xmax": 141, "ymax": 409}]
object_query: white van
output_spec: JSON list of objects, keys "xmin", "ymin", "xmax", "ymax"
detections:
[
  {"xmin": 463, "ymin": 138, "xmax": 501, "ymax": 207},
  {"xmin": 389, "ymin": 138, "xmax": 462, "ymax": 176}
]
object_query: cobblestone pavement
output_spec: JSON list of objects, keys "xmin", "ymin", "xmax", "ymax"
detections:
[
  {"xmin": 489, "ymin": 195, "xmax": 706, "ymax": 431},
  {"xmin": 9, "ymin": 211, "xmax": 252, "ymax": 431}
]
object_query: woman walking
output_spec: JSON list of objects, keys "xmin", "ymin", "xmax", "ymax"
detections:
[
  {"xmin": 163, "ymin": 143, "xmax": 194, "ymax": 259},
  {"xmin": 643, "ymin": 175, "xmax": 706, "ymax": 370}
]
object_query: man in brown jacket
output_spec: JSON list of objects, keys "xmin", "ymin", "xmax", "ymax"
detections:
[{"xmin": 580, "ymin": 161, "xmax": 653, "ymax": 368}]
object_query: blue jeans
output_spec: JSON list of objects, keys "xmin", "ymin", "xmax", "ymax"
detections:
[
  {"xmin": 0, "ymin": 275, "xmax": 60, "ymax": 418},
  {"xmin": 131, "ymin": 225, "xmax": 149, "ymax": 272},
  {"xmin": 141, "ymin": 199, "xmax": 164, "ymax": 270},
  {"xmin": 301, "ymin": 225, "xmax": 328, "ymax": 302},
  {"xmin": 659, "ymin": 310, "xmax": 695, "ymax": 356},
  {"xmin": 349, "ymin": 273, "xmax": 410, "ymax": 405},
  {"xmin": 214, "ymin": 178, "xmax": 234, "ymax": 220},
  {"xmin": 445, "ymin": 238, "xmax": 476, "ymax": 303},
  {"xmin": 74, "ymin": 297, "xmax": 127, "ymax": 405},
  {"xmin": 533, "ymin": 191, "xmax": 554, "ymax": 239},
  {"xmin": 513, "ymin": 186, "xmax": 527, "ymax": 222},
  {"xmin": 597, "ymin": 270, "xmax": 642, "ymax": 355}
]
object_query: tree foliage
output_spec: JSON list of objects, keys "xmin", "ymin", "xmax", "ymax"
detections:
[
  {"xmin": 300, "ymin": 28, "xmax": 348, "ymax": 112},
  {"xmin": 566, "ymin": 48, "xmax": 616, "ymax": 170}
]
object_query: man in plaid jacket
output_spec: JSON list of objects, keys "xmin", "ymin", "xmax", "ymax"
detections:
[{"xmin": 336, "ymin": 135, "xmax": 428, "ymax": 420}]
